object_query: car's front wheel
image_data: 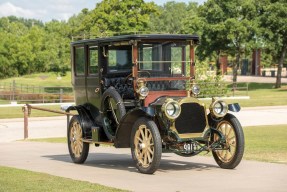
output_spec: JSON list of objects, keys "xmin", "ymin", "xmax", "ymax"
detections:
[
  {"xmin": 131, "ymin": 117, "xmax": 162, "ymax": 174},
  {"xmin": 212, "ymin": 114, "xmax": 244, "ymax": 169}
]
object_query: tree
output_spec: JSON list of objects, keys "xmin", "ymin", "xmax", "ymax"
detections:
[
  {"xmin": 150, "ymin": 2, "xmax": 197, "ymax": 34},
  {"xmin": 0, "ymin": 16, "xmax": 71, "ymax": 78},
  {"xmin": 80, "ymin": 0, "xmax": 158, "ymax": 36},
  {"xmin": 185, "ymin": 0, "xmax": 257, "ymax": 83},
  {"xmin": 67, "ymin": 9, "xmax": 90, "ymax": 38},
  {"xmin": 44, "ymin": 20, "xmax": 71, "ymax": 75},
  {"xmin": 260, "ymin": 0, "xmax": 287, "ymax": 88}
]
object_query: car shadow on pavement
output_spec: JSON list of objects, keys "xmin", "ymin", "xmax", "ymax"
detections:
[{"xmin": 43, "ymin": 152, "xmax": 218, "ymax": 173}]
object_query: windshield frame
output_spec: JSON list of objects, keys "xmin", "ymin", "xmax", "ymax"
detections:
[{"xmin": 132, "ymin": 40, "xmax": 195, "ymax": 80}]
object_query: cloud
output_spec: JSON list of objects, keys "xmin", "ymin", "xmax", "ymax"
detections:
[
  {"xmin": 0, "ymin": 2, "xmax": 33, "ymax": 17},
  {"xmin": 0, "ymin": 2, "xmax": 47, "ymax": 20},
  {"xmin": 0, "ymin": 0, "xmax": 95, "ymax": 22},
  {"xmin": 0, "ymin": 0, "xmax": 206, "ymax": 22},
  {"xmin": 0, "ymin": 1, "xmax": 75, "ymax": 22}
]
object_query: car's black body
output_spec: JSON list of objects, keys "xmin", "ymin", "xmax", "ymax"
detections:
[{"xmin": 67, "ymin": 34, "xmax": 244, "ymax": 174}]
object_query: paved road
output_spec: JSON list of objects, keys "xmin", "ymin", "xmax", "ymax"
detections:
[
  {"xmin": 224, "ymin": 75, "xmax": 287, "ymax": 83},
  {"xmin": 0, "ymin": 106, "xmax": 287, "ymax": 191},
  {"xmin": 1, "ymin": 106, "xmax": 286, "ymax": 142},
  {"xmin": 0, "ymin": 116, "xmax": 67, "ymax": 142},
  {"xmin": 0, "ymin": 142, "xmax": 286, "ymax": 192}
]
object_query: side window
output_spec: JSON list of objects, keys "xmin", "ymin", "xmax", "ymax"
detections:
[
  {"xmin": 108, "ymin": 50, "xmax": 117, "ymax": 67},
  {"xmin": 89, "ymin": 46, "xmax": 98, "ymax": 75},
  {"xmin": 74, "ymin": 46, "xmax": 85, "ymax": 76},
  {"xmin": 171, "ymin": 47, "xmax": 183, "ymax": 74},
  {"xmin": 108, "ymin": 46, "xmax": 132, "ymax": 72},
  {"xmin": 139, "ymin": 44, "xmax": 153, "ymax": 70}
]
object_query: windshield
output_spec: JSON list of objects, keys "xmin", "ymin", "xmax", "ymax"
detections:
[
  {"xmin": 138, "ymin": 41, "xmax": 190, "ymax": 91},
  {"xmin": 138, "ymin": 42, "xmax": 190, "ymax": 78}
]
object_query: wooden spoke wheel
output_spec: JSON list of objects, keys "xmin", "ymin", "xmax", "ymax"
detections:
[
  {"xmin": 68, "ymin": 115, "xmax": 89, "ymax": 164},
  {"xmin": 134, "ymin": 125, "xmax": 155, "ymax": 168},
  {"xmin": 212, "ymin": 114, "xmax": 244, "ymax": 169},
  {"xmin": 131, "ymin": 117, "xmax": 162, "ymax": 174}
]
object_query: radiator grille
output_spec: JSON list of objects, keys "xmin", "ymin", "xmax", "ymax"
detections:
[{"xmin": 175, "ymin": 103, "xmax": 207, "ymax": 134}]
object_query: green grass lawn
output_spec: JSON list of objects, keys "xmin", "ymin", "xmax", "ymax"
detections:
[
  {"xmin": 244, "ymin": 124, "xmax": 287, "ymax": 163},
  {"xmin": 26, "ymin": 137, "xmax": 67, "ymax": 143},
  {"xmin": 0, "ymin": 72, "xmax": 72, "ymax": 87},
  {"xmin": 226, "ymin": 83, "xmax": 287, "ymax": 107},
  {"xmin": 0, "ymin": 166, "xmax": 127, "ymax": 192}
]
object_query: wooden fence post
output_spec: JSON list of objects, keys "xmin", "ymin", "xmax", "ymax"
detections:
[{"xmin": 23, "ymin": 105, "xmax": 29, "ymax": 139}]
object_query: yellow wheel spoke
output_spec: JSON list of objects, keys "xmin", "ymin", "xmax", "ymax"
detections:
[
  {"xmin": 226, "ymin": 127, "xmax": 233, "ymax": 137},
  {"xmin": 144, "ymin": 152, "xmax": 148, "ymax": 165},
  {"xmin": 140, "ymin": 129, "xmax": 145, "ymax": 138},
  {"xmin": 224, "ymin": 124, "xmax": 228, "ymax": 135},
  {"xmin": 226, "ymin": 150, "xmax": 232, "ymax": 159},
  {"xmin": 139, "ymin": 150, "xmax": 144, "ymax": 159},
  {"xmin": 148, "ymin": 147, "xmax": 153, "ymax": 154},
  {"xmin": 223, "ymin": 150, "xmax": 228, "ymax": 160},
  {"xmin": 136, "ymin": 136, "xmax": 143, "ymax": 143},
  {"xmin": 147, "ymin": 150, "xmax": 152, "ymax": 162},
  {"xmin": 148, "ymin": 133, "xmax": 152, "ymax": 141}
]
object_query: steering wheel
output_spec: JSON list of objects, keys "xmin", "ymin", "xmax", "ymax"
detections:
[
  {"xmin": 125, "ymin": 73, "xmax": 133, "ymax": 85},
  {"xmin": 138, "ymin": 71, "xmax": 151, "ymax": 78}
]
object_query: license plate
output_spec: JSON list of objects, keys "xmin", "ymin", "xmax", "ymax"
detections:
[{"xmin": 184, "ymin": 143, "xmax": 194, "ymax": 152}]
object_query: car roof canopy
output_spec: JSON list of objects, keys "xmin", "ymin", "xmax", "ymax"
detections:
[{"xmin": 71, "ymin": 34, "xmax": 199, "ymax": 46}]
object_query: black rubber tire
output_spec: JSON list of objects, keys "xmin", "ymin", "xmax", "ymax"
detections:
[
  {"xmin": 67, "ymin": 115, "xmax": 89, "ymax": 164},
  {"xmin": 130, "ymin": 117, "xmax": 162, "ymax": 174},
  {"xmin": 101, "ymin": 87, "xmax": 126, "ymax": 140},
  {"xmin": 212, "ymin": 113, "xmax": 245, "ymax": 169}
]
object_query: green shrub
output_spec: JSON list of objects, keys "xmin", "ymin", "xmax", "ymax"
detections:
[{"xmin": 195, "ymin": 61, "xmax": 228, "ymax": 97}]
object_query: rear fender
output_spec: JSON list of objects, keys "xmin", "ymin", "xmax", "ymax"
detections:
[{"xmin": 66, "ymin": 103, "xmax": 101, "ymax": 138}]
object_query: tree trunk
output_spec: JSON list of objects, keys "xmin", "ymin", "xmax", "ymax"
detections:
[
  {"xmin": 216, "ymin": 50, "xmax": 221, "ymax": 76},
  {"xmin": 232, "ymin": 50, "xmax": 241, "ymax": 84},
  {"xmin": 275, "ymin": 43, "xmax": 287, "ymax": 88}
]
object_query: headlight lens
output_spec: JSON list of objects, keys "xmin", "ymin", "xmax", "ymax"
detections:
[
  {"xmin": 139, "ymin": 86, "xmax": 149, "ymax": 97},
  {"xmin": 210, "ymin": 100, "xmax": 228, "ymax": 117},
  {"xmin": 191, "ymin": 84, "xmax": 200, "ymax": 95},
  {"xmin": 162, "ymin": 99, "xmax": 181, "ymax": 119}
]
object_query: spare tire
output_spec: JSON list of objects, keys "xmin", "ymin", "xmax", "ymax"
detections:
[{"xmin": 101, "ymin": 87, "xmax": 126, "ymax": 140}]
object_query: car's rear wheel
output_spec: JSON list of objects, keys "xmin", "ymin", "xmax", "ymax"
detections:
[
  {"xmin": 131, "ymin": 117, "xmax": 162, "ymax": 174},
  {"xmin": 212, "ymin": 114, "xmax": 244, "ymax": 169},
  {"xmin": 68, "ymin": 115, "xmax": 89, "ymax": 164}
]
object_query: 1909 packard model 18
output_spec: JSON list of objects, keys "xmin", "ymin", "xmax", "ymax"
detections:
[{"xmin": 67, "ymin": 34, "xmax": 244, "ymax": 174}]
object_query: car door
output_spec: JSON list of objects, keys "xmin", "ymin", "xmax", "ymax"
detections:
[
  {"xmin": 72, "ymin": 45, "xmax": 87, "ymax": 105},
  {"xmin": 86, "ymin": 45, "xmax": 101, "ymax": 109}
]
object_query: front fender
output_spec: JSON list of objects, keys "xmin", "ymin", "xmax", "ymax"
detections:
[
  {"xmin": 114, "ymin": 108, "xmax": 152, "ymax": 148},
  {"xmin": 228, "ymin": 103, "xmax": 241, "ymax": 112}
]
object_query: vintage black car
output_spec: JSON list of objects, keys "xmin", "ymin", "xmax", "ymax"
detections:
[{"xmin": 67, "ymin": 34, "xmax": 244, "ymax": 174}]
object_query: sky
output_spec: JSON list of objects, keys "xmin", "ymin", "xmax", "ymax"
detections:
[{"xmin": 0, "ymin": 0, "xmax": 206, "ymax": 22}]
